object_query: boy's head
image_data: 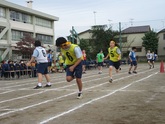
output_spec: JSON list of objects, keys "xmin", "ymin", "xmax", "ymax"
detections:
[
  {"xmin": 56, "ymin": 37, "xmax": 67, "ymax": 47},
  {"xmin": 34, "ymin": 40, "xmax": 41, "ymax": 47}
]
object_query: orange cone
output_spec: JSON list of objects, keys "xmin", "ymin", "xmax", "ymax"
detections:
[{"xmin": 160, "ymin": 60, "xmax": 164, "ymax": 73}]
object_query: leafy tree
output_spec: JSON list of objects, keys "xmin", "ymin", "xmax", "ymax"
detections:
[
  {"xmin": 142, "ymin": 31, "xmax": 158, "ymax": 53},
  {"xmin": 79, "ymin": 39, "xmax": 91, "ymax": 60},
  {"xmin": 15, "ymin": 33, "xmax": 35, "ymax": 57},
  {"xmin": 89, "ymin": 25, "xmax": 119, "ymax": 59}
]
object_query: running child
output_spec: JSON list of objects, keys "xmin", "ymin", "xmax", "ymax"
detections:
[
  {"xmin": 128, "ymin": 47, "xmax": 137, "ymax": 74},
  {"xmin": 56, "ymin": 37, "xmax": 83, "ymax": 99},
  {"xmin": 104, "ymin": 40, "xmax": 121, "ymax": 83}
]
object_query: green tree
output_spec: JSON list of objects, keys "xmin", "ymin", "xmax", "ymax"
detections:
[
  {"xmin": 79, "ymin": 39, "xmax": 91, "ymax": 60},
  {"xmin": 90, "ymin": 25, "xmax": 119, "ymax": 59},
  {"xmin": 142, "ymin": 31, "xmax": 158, "ymax": 53}
]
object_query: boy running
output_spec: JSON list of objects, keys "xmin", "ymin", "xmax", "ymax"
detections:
[
  {"xmin": 96, "ymin": 50, "xmax": 104, "ymax": 74},
  {"xmin": 146, "ymin": 50, "xmax": 153, "ymax": 69},
  {"xmin": 128, "ymin": 47, "xmax": 137, "ymax": 74},
  {"xmin": 56, "ymin": 37, "xmax": 83, "ymax": 99},
  {"xmin": 104, "ymin": 40, "xmax": 121, "ymax": 83}
]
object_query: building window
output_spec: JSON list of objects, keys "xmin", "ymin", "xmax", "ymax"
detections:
[
  {"xmin": 12, "ymin": 30, "xmax": 32, "ymax": 41},
  {"xmin": 36, "ymin": 34, "xmax": 53, "ymax": 44},
  {"xmin": 10, "ymin": 10, "xmax": 32, "ymax": 23},
  {"xmin": 163, "ymin": 34, "xmax": 165, "ymax": 40},
  {"xmin": 36, "ymin": 17, "xmax": 52, "ymax": 28},
  {"xmin": 136, "ymin": 47, "xmax": 142, "ymax": 52},
  {"xmin": 0, "ymin": 7, "xmax": 5, "ymax": 18}
]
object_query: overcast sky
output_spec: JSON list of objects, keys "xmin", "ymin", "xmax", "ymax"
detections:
[{"xmin": 7, "ymin": 0, "xmax": 165, "ymax": 38}]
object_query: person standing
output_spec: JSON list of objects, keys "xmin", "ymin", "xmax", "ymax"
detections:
[
  {"xmin": 56, "ymin": 37, "xmax": 83, "ymax": 99},
  {"xmin": 128, "ymin": 47, "xmax": 137, "ymax": 74},
  {"xmin": 104, "ymin": 40, "xmax": 121, "ymax": 83},
  {"xmin": 26, "ymin": 40, "xmax": 51, "ymax": 89},
  {"xmin": 47, "ymin": 49, "xmax": 53, "ymax": 73},
  {"xmin": 96, "ymin": 50, "xmax": 104, "ymax": 74},
  {"xmin": 58, "ymin": 52, "xmax": 65, "ymax": 72},
  {"xmin": 82, "ymin": 50, "xmax": 87, "ymax": 74}
]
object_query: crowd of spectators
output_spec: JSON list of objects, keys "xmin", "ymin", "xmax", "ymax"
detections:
[{"xmin": 0, "ymin": 60, "xmax": 37, "ymax": 79}]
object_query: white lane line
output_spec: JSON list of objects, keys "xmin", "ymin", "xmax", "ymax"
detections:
[
  {"xmin": 0, "ymin": 66, "xmax": 146, "ymax": 89},
  {"xmin": 0, "ymin": 70, "xmax": 157, "ymax": 118},
  {"xmin": 0, "ymin": 70, "xmax": 130, "ymax": 104},
  {"xmin": 0, "ymin": 70, "xmax": 110, "ymax": 89},
  {"xmin": 40, "ymin": 72, "xmax": 158, "ymax": 124},
  {"xmin": 0, "ymin": 68, "xmax": 152, "ymax": 104}
]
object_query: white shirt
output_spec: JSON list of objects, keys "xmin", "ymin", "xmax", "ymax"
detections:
[{"xmin": 33, "ymin": 46, "xmax": 48, "ymax": 63}]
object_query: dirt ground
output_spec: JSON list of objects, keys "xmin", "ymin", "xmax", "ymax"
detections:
[{"xmin": 0, "ymin": 63, "xmax": 165, "ymax": 124}]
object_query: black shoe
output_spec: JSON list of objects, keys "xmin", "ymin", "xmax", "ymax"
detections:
[
  {"xmin": 44, "ymin": 84, "xmax": 51, "ymax": 87},
  {"xmin": 109, "ymin": 78, "xmax": 113, "ymax": 83},
  {"xmin": 34, "ymin": 85, "xmax": 42, "ymax": 89},
  {"xmin": 133, "ymin": 71, "xmax": 137, "ymax": 74},
  {"xmin": 128, "ymin": 72, "xmax": 131, "ymax": 74}
]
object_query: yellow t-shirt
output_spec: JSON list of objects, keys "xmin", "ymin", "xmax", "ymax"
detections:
[
  {"xmin": 108, "ymin": 46, "xmax": 120, "ymax": 62},
  {"xmin": 61, "ymin": 44, "xmax": 82, "ymax": 65},
  {"xmin": 58, "ymin": 55, "xmax": 64, "ymax": 64}
]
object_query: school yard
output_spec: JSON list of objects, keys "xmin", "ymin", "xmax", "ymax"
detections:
[{"xmin": 0, "ymin": 63, "xmax": 165, "ymax": 124}]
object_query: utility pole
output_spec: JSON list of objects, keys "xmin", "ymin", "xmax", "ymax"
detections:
[
  {"xmin": 93, "ymin": 11, "xmax": 96, "ymax": 25},
  {"xmin": 108, "ymin": 19, "xmax": 112, "ymax": 28},
  {"xmin": 119, "ymin": 22, "xmax": 122, "ymax": 57},
  {"xmin": 130, "ymin": 18, "xmax": 134, "ymax": 26}
]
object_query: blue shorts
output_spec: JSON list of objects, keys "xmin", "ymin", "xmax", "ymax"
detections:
[
  {"xmin": 109, "ymin": 60, "xmax": 120, "ymax": 70},
  {"xmin": 66, "ymin": 62, "xmax": 82, "ymax": 78},
  {"xmin": 37, "ymin": 63, "xmax": 48, "ymax": 74},
  {"xmin": 82, "ymin": 60, "xmax": 86, "ymax": 65},
  {"xmin": 130, "ymin": 61, "xmax": 137, "ymax": 66},
  {"xmin": 98, "ymin": 62, "xmax": 103, "ymax": 66}
]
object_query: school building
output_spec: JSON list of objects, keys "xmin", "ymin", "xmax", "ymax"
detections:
[{"xmin": 0, "ymin": 0, "xmax": 59, "ymax": 61}]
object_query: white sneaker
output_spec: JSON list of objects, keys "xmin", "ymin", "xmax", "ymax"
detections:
[{"xmin": 77, "ymin": 93, "xmax": 83, "ymax": 99}]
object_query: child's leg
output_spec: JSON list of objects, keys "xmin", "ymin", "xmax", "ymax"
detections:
[{"xmin": 76, "ymin": 78, "xmax": 83, "ymax": 92}]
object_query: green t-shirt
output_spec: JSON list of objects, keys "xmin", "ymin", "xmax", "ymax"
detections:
[{"xmin": 96, "ymin": 53, "xmax": 104, "ymax": 62}]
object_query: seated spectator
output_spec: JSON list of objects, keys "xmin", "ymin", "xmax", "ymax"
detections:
[
  {"xmin": 8, "ymin": 60, "xmax": 15, "ymax": 78},
  {"xmin": 1, "ymin": 60, "xmax": 10, "ymax": 78},
  {"xmin": 14, "ymin": 61, "xmax": 21, "ymax": 78},
  {"xmin": 51, "ymin": 60, "xmax": 57, "ymax": 73}
]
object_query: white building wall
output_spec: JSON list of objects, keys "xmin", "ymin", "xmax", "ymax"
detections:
[
  {"xmin": 122, "ymin": 33, "xmax": 146, "ymax": 56},
  {"xmin": 79, "ymin": 32, "xmax": 92, "ymax": 39},
  {"xmin": 10, "ymin": 21, "xmax": 33, "ymax": 32},
  {"xmin": 35, "ymin": 26, "xmax": 54, "ymax": 35},
  {"xmin": 158, "ymin": 33, "xmax": 165, "ymax": 56}
]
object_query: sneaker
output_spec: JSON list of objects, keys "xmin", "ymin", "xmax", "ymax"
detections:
[
  {"xmin": 109, "ymin": 78, "xmax": 113, "ymax": 83},
  {"xmin": 98, "ymin": 72, "xmax": 102, "ymax": 74},
  {"xmin": 149, "ymin": 65, "xmax": 152, "ymax": 69},
  {"xmin": 34, "ymin": 85, "xmax": 42, "ymax": 89},
  {"xmin": 119, "ymin": 67, "xmax": 121, "ymax": 70},
  {"xmin": 128, "ymin": 72, "xmax": 131, "ymax": 74},
  {"xmin": 44, "ymin": 84, "xmax": 51, "ymax": 87},
  {"xmin": 77, "ymin": 93, "xmax": 83, "ymax": 99},
  {"xmin": 133, "ymin": 71, "xmax": 137, "ymax": 74}
]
